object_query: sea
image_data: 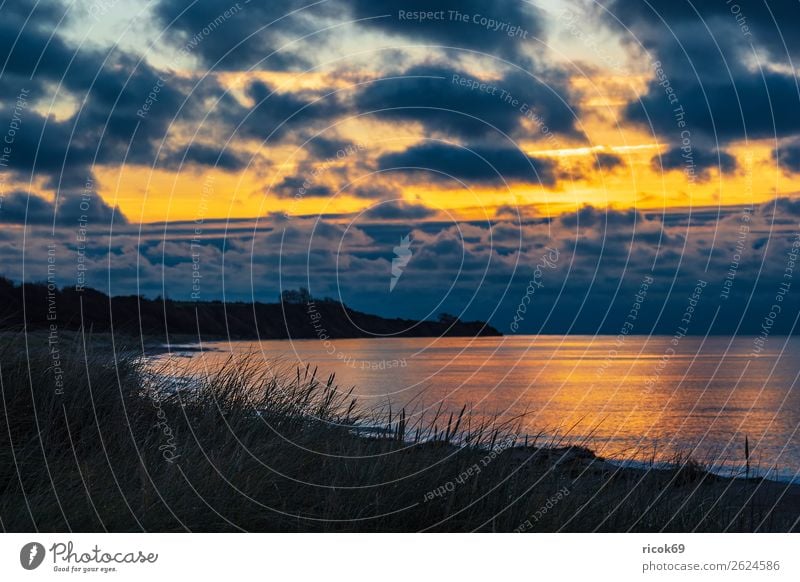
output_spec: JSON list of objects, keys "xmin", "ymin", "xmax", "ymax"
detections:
[{"xmin": 146, "ymin": 335, "xmax": 800, "ymax": 482}]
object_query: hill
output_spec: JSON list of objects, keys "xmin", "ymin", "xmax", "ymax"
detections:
[{"xmin": 0, "ymin": 278, "xmax": 501, "ymax": 340}]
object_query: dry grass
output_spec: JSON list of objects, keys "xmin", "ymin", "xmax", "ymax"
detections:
[{"xmin": 0, "ymin": 334, "xmax": 797, "ymax": 532}]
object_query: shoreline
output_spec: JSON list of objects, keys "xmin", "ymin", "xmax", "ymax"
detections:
[{"xmin": 2, "ymin": 335, "xmax": 798, "ymax": 531}]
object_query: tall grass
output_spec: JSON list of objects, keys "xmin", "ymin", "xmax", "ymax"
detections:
[{"xmin": 0, "ymin": 334, "xmax": 796, "ymax": 532}]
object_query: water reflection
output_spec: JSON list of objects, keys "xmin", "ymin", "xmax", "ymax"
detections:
[{"xmin": 147, "ymin": 335, "xmax": 800, "ymax": 481}]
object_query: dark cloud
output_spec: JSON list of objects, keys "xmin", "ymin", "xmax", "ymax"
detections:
[
  {"xmin": 159, "ymin": 143, "xmax": 250, "ymax": 171},
  {"xmin": 363, "ymin": 202, "xmax": 435, "ymax": 220},
  {"xmin": 5, "ymin": 111, "xmax": 96, "ymax": 189},
  {"xmin": 346, "ymin": 0, "xmax": 544, "ymax": 62},
  {"xmin": 0, "ymin": 191, "xmax": 127, "ymax": 226},
  {"xmin": 224, "ymin": 80, "xmax": 349, "ymax": 143},
  {"xmin": 2, "ymin": 62, "xmax": 201, "ymax": 189},
  {"xmin": 559, "ymin": 205, "xmax": 643, "ymax": 229},
  {"xmin": 354, "ymin": 64, "xmax": 582, "ymax": 141},
  {"xmin": 0, "ymin": 0, "xmax": 574, "ymax": 196},
  {"xmin": 761, "ymin": 196, "xmax": 800, "ymax": 218},
  {"xmin": 624, "ymin": 70, "xmax": 800, "ymax": 145},
  {"xmin": 3, "ymin": 195, "xmax": 799, "ymax": 335},
  {"xmin": 152, "ymin": 0, "xmax": 548, "ymax": 71},
  {"xmin": 653, "ymin": 147, "xmax": 737, "ymax": 178},
  {"xmin": 271, "ymin": 176, "xmax": 333, "ymax": 199},
  {"xmin": 736, "ymin": 1, "xmax": 800, "ymax": 61},
  {"xmin": 348, "ymin": 184, "xmax": 403, "ymax": 200},
  {"xmin": 774, "ymin": 139, "xmax": 800, "ymax": 173},
  {"xmin": 598, "ymin": 0, "xmax": 800, "ymax": 147},
  {"xmin": 303, "ymin": 136, "xmax": 358, "ymax": 159},
  {"xmin": 594, "ymin": 152, "xmax": 624, "ymax": 171},
  {"xmin": 0, "ymin": 1, "xmax": 96, "ymax": 94},
  {"xmin": 0, "ymin": 191, "xmax": 55, "ymax": 225},
  {"xmin": 377, "ymin": 142, "xmax": 558, "ymax": 186},
  {"xmin": 598, "ymin": 0, "xmax": 800, "ymax": 62},
  {"xmin": 152, "ymin": 0, "xmax": 326, "ymax": 70},
  {"xmin": 0, "ymin": 0, "xmax": 288, "ymax": 198}
]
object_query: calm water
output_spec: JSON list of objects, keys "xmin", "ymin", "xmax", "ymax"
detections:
[{"xmin": 148, "ymin": 335, "xmax": 800, "ymax": 482}]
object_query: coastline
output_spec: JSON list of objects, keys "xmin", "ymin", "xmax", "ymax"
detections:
[
  {"xmin": 1, "ymin": 338, "xmax": 797, "ymax": 532},
  {"xmin": 0, "ymin": 279, "xmax": 501, "ymax": 340}
]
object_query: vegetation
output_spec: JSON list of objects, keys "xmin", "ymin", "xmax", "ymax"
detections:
[
  {"xmin": 0, "ymin": 334, "xmax": 797, "ymax": 532},
  {"xmin": 0, "ymin": 277, "xmax": 500, "ymax": 340}
]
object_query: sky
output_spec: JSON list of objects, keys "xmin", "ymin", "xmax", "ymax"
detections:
[{"xmin": 1, "ymin": 0, "xmax": 799, "ymax": 334}]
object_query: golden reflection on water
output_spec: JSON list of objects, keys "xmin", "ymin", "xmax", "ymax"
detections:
[{"xmin": 150, "ymin": 335, "xmax": 800, "ymax": 480}]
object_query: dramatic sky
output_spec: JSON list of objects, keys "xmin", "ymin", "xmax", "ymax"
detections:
[{"xmin": 1, "ymin": 0, "xmax": 799, "ymax": 333}]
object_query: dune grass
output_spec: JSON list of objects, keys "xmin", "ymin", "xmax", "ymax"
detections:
[{"xmin": 0, "ymin": 333, "xmax": 797, "ymax": 532}]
